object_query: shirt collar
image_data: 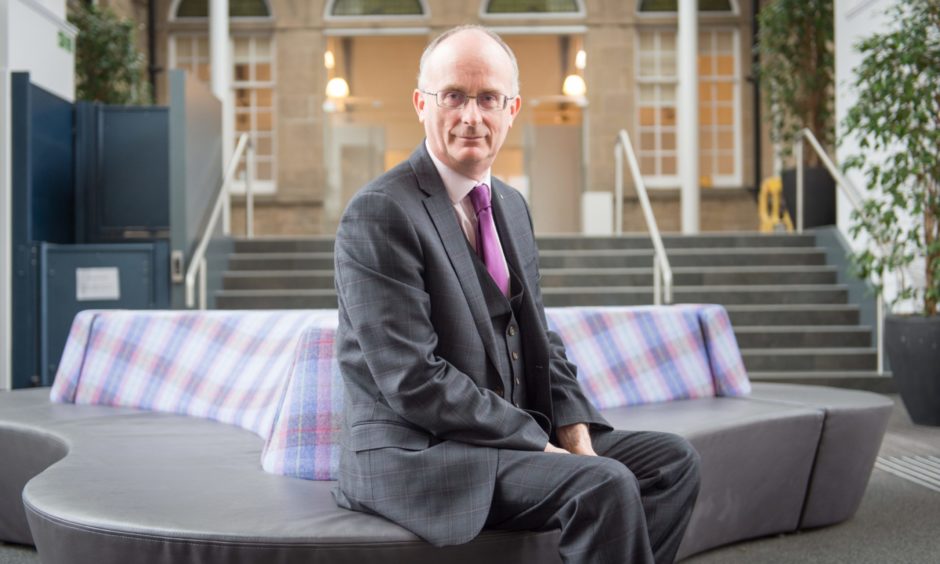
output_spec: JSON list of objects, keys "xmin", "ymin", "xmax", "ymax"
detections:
[{"xmin": 425, "ymin": 140, "xmax": 492, "ymax": 205}]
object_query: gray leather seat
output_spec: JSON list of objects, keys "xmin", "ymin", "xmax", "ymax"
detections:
[{"xmin": 0, "ymin": 385, "xmax": 892, "ymax": 564}]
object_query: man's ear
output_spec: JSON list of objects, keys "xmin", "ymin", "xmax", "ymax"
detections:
[
  {"xmin": 413, "ymin": 89, "xmax": 425, "ymax": 122},
  {"xmin": 507, "ymin": 95, "xmax": 522, "ymax": 127}
]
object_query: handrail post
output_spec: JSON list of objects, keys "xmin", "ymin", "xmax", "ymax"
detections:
[
  {"xmin": 653, "ymin": 254, "xmax": 662, "ymax": 306},
  {"xmin": 184, "ymin": 133, "xmax": 250, "ymax": 308},
  {"xmin": 198, "ymin": 256, "xmax": 207, "ymax": 310},
  {"xmin": 795, "ymin": 135, "xmax": 804, "ymax": 234},
  {"xmin": 877, "ymin": 294, "xmax": 884, "ymax": 373},
  {"xmin": 614, "ymin": 143, "xmax": 624, "ymax": 236},
  {"xmin": 223, "ymin": 179, "xmax": 231, "ymax": 236},
  {"xmin": 246, "ymin": 139, "xmax": 255, "ymax": 239}
]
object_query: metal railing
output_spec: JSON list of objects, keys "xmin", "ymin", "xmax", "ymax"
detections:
[
  {"xmin": 185, "ymin": 133, "xmax": 255, "ymax": 309},
  {"xmin": 614, "ymin": 129, "xmax": 673, "ymax": 305},
  {"xmin": 793, "ymin": 127, "xmax": 884, "ymax": 373}
]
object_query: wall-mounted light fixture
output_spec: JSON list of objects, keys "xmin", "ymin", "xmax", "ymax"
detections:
[
  {"xmin": 562, "ymin": 74, "xmax": 586, "ymax": 97},
  {"xmin": 324, "ymin": 50, "xmax": 335, "ymax": 70},
  {"xmin": 325, "ymin": 77, "xmax": 350, "ymax": 99}
]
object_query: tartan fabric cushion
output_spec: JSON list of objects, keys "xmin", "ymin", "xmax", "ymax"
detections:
[
  {"xmin": 261, "ymin": 326, "xmax": 343, "ymax": 480},
  {"xmin": 49, "ymin": 309, "xmax": 337, "ymax": 438},
  {"xmin": 545, "ymin": 305, "xmax": 750, "ymax": 409}
]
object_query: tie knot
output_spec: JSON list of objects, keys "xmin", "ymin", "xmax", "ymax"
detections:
[{"xmin": 469, "ymin": 184, "xmax": 491, "ymax": 215}]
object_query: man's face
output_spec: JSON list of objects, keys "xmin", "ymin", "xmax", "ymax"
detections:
[{"xmin": 413, "ymin": 31, "xmax": 521, "ymax": 180}]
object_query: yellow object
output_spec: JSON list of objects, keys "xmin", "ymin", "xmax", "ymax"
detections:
[{"xmin": 758, "ymin": 176, "xmax": 794, "ymax": 232}]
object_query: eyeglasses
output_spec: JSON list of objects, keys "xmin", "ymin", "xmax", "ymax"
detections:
[{"xmin": 420, "ymin": 90, "xmax": 513, "ymax": 112}]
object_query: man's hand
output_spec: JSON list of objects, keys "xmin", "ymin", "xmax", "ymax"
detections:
[
  {"xmin": 556, "ymin": 423, "xmax": 597, "ymax": 456},
  {"xmin": 544, "ymin": 442, "xmax": 570, "ymax": 454}
]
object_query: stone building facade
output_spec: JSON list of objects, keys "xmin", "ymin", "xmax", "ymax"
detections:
[{"xmin": 102, "ymin": 0, "xmax": 772, "ymax": 235}]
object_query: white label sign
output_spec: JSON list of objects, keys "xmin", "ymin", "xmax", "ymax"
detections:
[{"xmin": 76, "ymin": 268, "xmax": 121, "ymax": 301}]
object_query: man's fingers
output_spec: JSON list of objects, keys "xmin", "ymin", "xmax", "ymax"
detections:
[{"xmin": 543, "ymin": 442, "xmax": 570, "ymax": 454}]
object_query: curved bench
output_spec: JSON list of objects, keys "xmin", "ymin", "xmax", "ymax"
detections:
[{"xmin": 0, "ymin": 307, "xmax": 893, "ymax": 563}]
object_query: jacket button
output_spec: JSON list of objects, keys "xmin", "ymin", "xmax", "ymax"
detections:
[
  {"xmin": 508, "ymin": 325, "xmax": 517, "ymax": 336},
  {"xmin": 515, "ymin": 377, "xmax": 520, "ymax": 386},
  {"xmin": 495, "ymin": 386, "xmax": 504, "ymax": 396},
  {"xmin": 511, "ymin": 351, "xmax": 519, "ymax": 360}
]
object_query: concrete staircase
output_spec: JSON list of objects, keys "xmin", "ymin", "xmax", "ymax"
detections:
[{"xmin": 215, "ymin": 233, "xmax": 891, "ymax": 392}]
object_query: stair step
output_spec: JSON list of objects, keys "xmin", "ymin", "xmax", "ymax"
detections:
[
  {"xmin": 228, "ymin": 252, "xmax": 334, "ymax": 271},
  {"xmin": 223, "ymin": 270, "xmax": 335, "ymax": 290},
  {"xmin": 741, "ymin": 347, "xmax": 876, "ymax": 371},
  {"xmin": 541, "ymin": 285, "xmax": 847, "ymax": 306},
  {"xmin": 233, "ymin": 237, "xmax": 335, "ymax": 253},
  {"xmin": 535, "ymin": 233, "xmax": 816, "ymax": 250},
  {"xmin": 540, "ymin": 265, "xmax": 837, "ymax": 287},
  {"xmin": 747, "ymin": 371, "xmax": 895, "ymax": 394},
  {"xmin": 538, "ymin": 247, "xmax": 827, "ymax": 269},
  {"xmin": 725, "ymin": 304, "xmax": 859, "ymax": 326},
  {"xmin": 215, "ymin": 289, "xmax": 338, "ymax": 309},
  {"xmin": 733, "ymin": 326, "xmax": 872, "ymax": 348}
]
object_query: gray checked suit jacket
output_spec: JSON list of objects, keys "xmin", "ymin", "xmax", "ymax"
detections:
[{"xmin": 333, "ymin": 143, "xmax": 610, "ymax": 547}]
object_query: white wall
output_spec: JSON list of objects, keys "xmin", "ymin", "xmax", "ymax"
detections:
[
  {"xmin": 0, "ymin": 0, "xmax": 76, "ymax": 389},
  {"xmin": 834, "ymin": 0, "xmax": 892, "ymax": 237}
]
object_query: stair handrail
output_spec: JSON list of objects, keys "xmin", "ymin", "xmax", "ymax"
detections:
[
  {"xmin": 185, "ymin": 133, "xmax": 255, "ymax": 309},
  {"xmin": 615, "ymin": 129, "xmax": 673, "ymax": 305},
  {"xmin": 793, "ymin": 127, "xmax": 885, "ymax": 374}
]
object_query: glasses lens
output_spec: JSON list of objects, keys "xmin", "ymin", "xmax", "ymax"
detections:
[
  {"xmin": 478, "ymin": 93, "xmax": 503, "ymax": 111},
  {"xmin": 439, "ymin": 91, "xmax": 466, "ymax": 108}
]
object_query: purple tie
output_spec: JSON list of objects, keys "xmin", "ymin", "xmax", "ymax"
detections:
[{"xmin": 469, "ymin": 184, "xmax": 510, "ymax": 296}]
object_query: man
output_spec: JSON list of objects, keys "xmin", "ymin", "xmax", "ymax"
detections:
[{"xmin": 333, "ymin": 25, "xmax": 700, "ymax": 564}]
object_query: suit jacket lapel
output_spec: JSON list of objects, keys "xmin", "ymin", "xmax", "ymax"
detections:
[{"xmin": 410, "ymin": 145, "xmax": 502, "ymax": 378}]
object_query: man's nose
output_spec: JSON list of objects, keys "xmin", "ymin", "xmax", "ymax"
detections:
[{"xmin": 460, "ymin": 98, "xmax": 483, "ymax": 124}]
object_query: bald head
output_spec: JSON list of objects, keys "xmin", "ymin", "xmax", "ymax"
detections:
[{"xmin": 418, "ymin": 25, "xmax": 520, "ymax": 96}]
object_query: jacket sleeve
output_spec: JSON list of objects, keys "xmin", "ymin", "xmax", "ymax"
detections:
[
  {"xmin": 335, "ymin": 190, "xmax": 550, "ymax": 451},
  {"xmin": 517, "ymin": 195, "xmax": 612, "ymax": 431}
]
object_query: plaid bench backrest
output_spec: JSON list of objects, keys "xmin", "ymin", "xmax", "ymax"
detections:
[
  {"xmin": 50, "ymin": 309, "xmax": 338, "ymax": 438},
  {"xmin": 261, "ymin": 304, "xmax": 751, "ymax": 481}
]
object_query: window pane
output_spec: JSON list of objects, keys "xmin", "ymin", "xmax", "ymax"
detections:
[
  {"xmin": 256, "ymin": 135, "xmax": 273, "ymax": 156},
  {"xmin": 638, "ymin": 0, "xmax": 732, "ymax": 11},
  {"xmin": 660, "ymin": 53, "xmax": 676, "ymax": 76},
  {"xmin": 661, "ymin": 131, "xmax": 676, "ymax": 151},
  {"xmin": 661, "ymin": 156, "xmax": 676, "ymax": 175},
  {"xmin": 235, "ymin": 40, "xmax": 251, "ymax": 60},
  {"xmin": 699, "ymin": 107, "xmax": 713, "ymax": 126},
  {"xmin": 332, "ymin": 0, "xmax": 424, "ymax": 16},
  {"xmin": 716, "ymin": 32, "xmax": 733, "ymax": 52},
  {"xmin": 638, "ymin": 84, "xmax": 657, "ymax": 103},
  {"xmin": 699, "ymin": 83, "xmax": 713, "ymax": 102},
  {"xmin": 660, "ymin": 107, "xmax": 676, "ymax": 126},
  {"xmin": 700, "ymin": 131, "xmax": 713, "ymax": 150},
  {"xmin": 717, "ymin": 106, "xmax": 733, "ymax": 126},
  {"xmin": 699, "ymin": 156, "xmax": 712, "ymax": 175},
  {"xmin": 717, "ymin": 130, "xmax": 734, "ymax": 149},
  {"xmin": 257, "ymin": 111, "xmax": 273, "ymax": 131},
  {"xmin": 716, "ymin": 55, "xmax": 734, "ymax": 77},
  {"xmin": 256, "ymin": 161, "xmax": 273, "ymax": 181},
  {"xmin": 236, "ymin": 112, "xmax": 251, "ymax": 131},
  {"xmin": 235, "ymin": 64, "xmax": 250, "ymax": 81},
  {"xmin": 640, "ymin": 156, "xmax": 657, "ymax": 175},
  {"xmin": 176, "ymin": 0, "xmax": 269, "ymax": 18},
  {"xmin": 256, "ymin": 88, "xmax": 273, "ymax": 107},
  {"xmin": 718, "ymin": 154, "xmax": 734, "ymax": 175},
  {"xmin": 639, "ymin": 107, "xmax": 657, "ymax": 126},
  {"xmin": 639, "ymin": 54, "xmax": 657, "ymax": 77},
  {"xmin": 235, "ymin": 88, "xmax": 252, "ymax": 107},
  {"xmin": 486, "ymin": 0, "xmax": 579, "ymax": 14},
  {"xmin": 177, "ymin": 39, "xmax": 192, "ymax": 58},
  {"xmin": 716, "ymin": 82, "xmax": 733, "ymax": 102},
  {"xmin": 255, "ymin": 63, "xmax": 272, "ymax": 82},
  {"xmin": 640, "ymin": 131, "xmax": 656, "ymax": 150},
  {"xmin": 197, "ymin": 63, "xmax": 211, "ymax": 82},
  {"xmin": 698, "ymin": 55, "xmax": 713, "ymax": 76}
]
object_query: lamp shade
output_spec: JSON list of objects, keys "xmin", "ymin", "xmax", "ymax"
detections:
[
  {"xmin": 325, "ymin": 77, "xmax": 350, "ymax": 99},
  {"xmin": 562, "ymin": 74, "xmax": 586, "ymax": 97}
]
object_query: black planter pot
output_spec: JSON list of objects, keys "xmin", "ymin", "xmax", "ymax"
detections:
[
  {"xmin": 885, "ymin": 315, "xmax": 940, "ymax": 426},
  {"xmin": 781, "ymin": 166, "xmax": 836, "ymax": 229}
]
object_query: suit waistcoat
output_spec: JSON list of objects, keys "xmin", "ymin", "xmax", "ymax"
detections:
[{"xmin": 469, "ymin": 247, "xmax": 528, "ymax": 409}]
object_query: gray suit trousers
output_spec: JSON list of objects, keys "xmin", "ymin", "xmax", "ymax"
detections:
[{"xmin": 484, "ymin": 431, "xmax": 700, "ymax": 564}]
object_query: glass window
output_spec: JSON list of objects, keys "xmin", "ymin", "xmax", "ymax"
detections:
[
  {"xmin": 638, "ymin": 0, "xmax": 733, "ymax": 12},
  {"xmin": 169, "ymin": 34, "xmax": 277, "ymax": 191},
  {"xmin": 329, "ymin": 0, "xmax": 424, "ymax": 16},
  {"xmin": 635, "ymin": 28, "xmax": 740, "ymax": 187},
  {"xmin": 175, "ymin": 0, "xmax": 271, "ymax": 18},
  {"xmin": 485, "ymin": 0, "xmax": 580, "ymax": 14}
]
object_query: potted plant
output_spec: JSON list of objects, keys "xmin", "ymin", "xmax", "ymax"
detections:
[
  {"xmin": 843, "ymin": 0, "xmax": 940, "ymax": 425},
  {"xmin": 756, "ymin": 0, "xmax": 835, "ymax": 228}
]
